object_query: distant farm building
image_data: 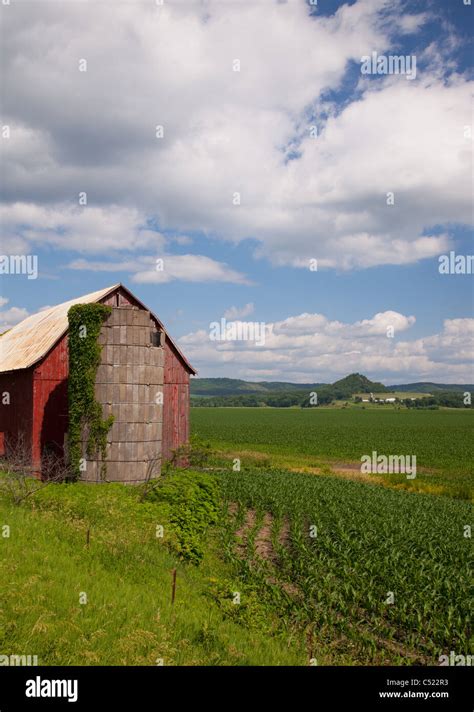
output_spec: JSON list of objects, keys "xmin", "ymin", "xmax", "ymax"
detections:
[{"xmin": 0, "ymin": 284, "xmax": 196, "ymax": 482}]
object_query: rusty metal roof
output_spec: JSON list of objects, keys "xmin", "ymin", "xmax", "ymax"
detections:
[{"xmin": 0, "ymin": 283, "xmax": 196, "ymax": 375}]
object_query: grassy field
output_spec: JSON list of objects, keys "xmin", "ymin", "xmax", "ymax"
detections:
[
  {"xmin": 1, "ymin": 464, "xmax": 470, "ymax": 666},
  {"xmin": 0, "ymin": 474, "xmax": 305, "ymax": 666},
  {"xmin": 192, "ymin": 408, "xmax": 474, "ymax": 499},
  {"xmin": 1, "ymin": 407, "xmax": 471, "ymax": 666}
]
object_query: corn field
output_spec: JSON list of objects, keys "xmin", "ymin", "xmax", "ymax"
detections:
[{"xmin": 220, "ymin": 468, "xmax": 473, "ymax": 665}]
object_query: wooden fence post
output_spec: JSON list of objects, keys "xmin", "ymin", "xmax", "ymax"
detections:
[{"xmin": 171, "ymin": 568, "xmax": 177, "ymax": 605}]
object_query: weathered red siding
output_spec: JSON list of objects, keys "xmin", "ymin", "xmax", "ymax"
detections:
[
  {"xmin": 31, "ymin": 335, "xmax": 69, "ymax": 471},
  {"xmin": 0, "ymin": 368, "xmax": 33, "ymax": 457},
  {"xmin": 100, "ymin": 288, "xmax": 134, "ymax": 308},
  {"xmin": 162, "ymin": 337, "xmax": 190, "ymax": 461}
]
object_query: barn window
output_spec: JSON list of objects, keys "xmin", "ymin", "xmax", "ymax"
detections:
[{"xmin": 151, "ymin": 331, "xmax": 162, "ymax": 347}]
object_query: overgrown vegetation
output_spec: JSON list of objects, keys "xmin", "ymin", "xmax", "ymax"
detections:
[
  {"xmin": 168, "ymin": 434, "xmax": 213, "ymax": 469},
  {"xmin": 0, "ymin": 434, "xmax": 70, "ymax": 503},
  {"xmin": 67, "ymin": 303, "xmax": 114, "ymax": 480},
  {"xmin": 144, "ymin": 470, "xmax": 219, "ymax": 564},
  {"xmin": 0, "ymin": 474, "xmax": 305, "ymax": 665}
]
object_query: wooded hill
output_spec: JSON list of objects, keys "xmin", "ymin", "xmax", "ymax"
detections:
[{"xmin": 190, "ymin": 373, "xmax": 472, "ymax": 408}]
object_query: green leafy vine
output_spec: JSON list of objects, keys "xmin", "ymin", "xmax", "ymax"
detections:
[{"xmin": 67, "ymin": 303, "xmax": 114, "ymax": 480}]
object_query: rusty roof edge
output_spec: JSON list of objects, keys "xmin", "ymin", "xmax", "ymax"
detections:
[
  {"xmin": 33, "ymin": 282, "xmax": 124, "ymax": 373},
  {"xmin": 0, "ymin": 284, "xmax": 122, "ymax": 374}
]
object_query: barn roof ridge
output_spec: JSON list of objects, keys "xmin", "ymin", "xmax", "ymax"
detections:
[{"xmin": 0, "ymin": 283, "xmax": 196, "ymax": 375}]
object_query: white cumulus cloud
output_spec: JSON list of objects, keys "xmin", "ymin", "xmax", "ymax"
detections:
[
  {"xmin": 179, "ymin": 312, "xmax": 474, "ymax": 383},
  {"xmin": 1, "ymin": 0, "xmax": 469, "ymax": 271},
  {"xmin": 223, "ymin": 303, "xmax": 255, "ymax": 319}
]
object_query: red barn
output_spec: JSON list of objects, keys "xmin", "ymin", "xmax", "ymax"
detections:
[{"xmin": 0, "ymin": 284, "xmax": 196, "ymax": 482}]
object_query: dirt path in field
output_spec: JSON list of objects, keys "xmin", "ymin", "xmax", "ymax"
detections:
[
  {"xmin": 254, "ymin": 513, "xmax": 275, "ymax": 561},
  {"xmin": 295, "ymin": 463, "xmax": 388, "ymax": 487},
  {"xmin": 230, "ymin": 505, "xmax": 289, "ymax": 564},
  {"xmin": 229, "ymin": 504, "xmax": 299, "ymax": 597},
  {"xmin": 221, "ymin": 449, "xmax": 390, "ymax": 487},
  {"xmin": 278, "ymin": 517, "xmax": 290, "ymax": 546},
  {"xmin": 233, "ymin": 508, "xmax": 276, "ymax": 562},
  {"xmin": 233, "ymin": 508, "xmax": 256, "ymax": 557}
]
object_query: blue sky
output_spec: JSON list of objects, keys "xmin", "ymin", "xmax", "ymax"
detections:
[{"xmin": 0, "ymin": 0, "xmax": 473, "ymax": 383}]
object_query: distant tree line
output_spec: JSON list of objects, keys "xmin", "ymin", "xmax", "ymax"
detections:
[
  {"xmin": 191, "ymin": 388, "xmax": 472, "ymax": 408},
  {"xmin": 405, "ymin": 392, "xmax": 472, "ymax": 409},
  {"xmin": 191, "ymin": 392, "xmax": 306, "ymax": 408}
]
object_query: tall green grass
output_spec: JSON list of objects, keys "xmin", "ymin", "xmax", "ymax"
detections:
[{"xmin": 0, "ymin": 474, "xmax": 305, "ymax": 666}]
